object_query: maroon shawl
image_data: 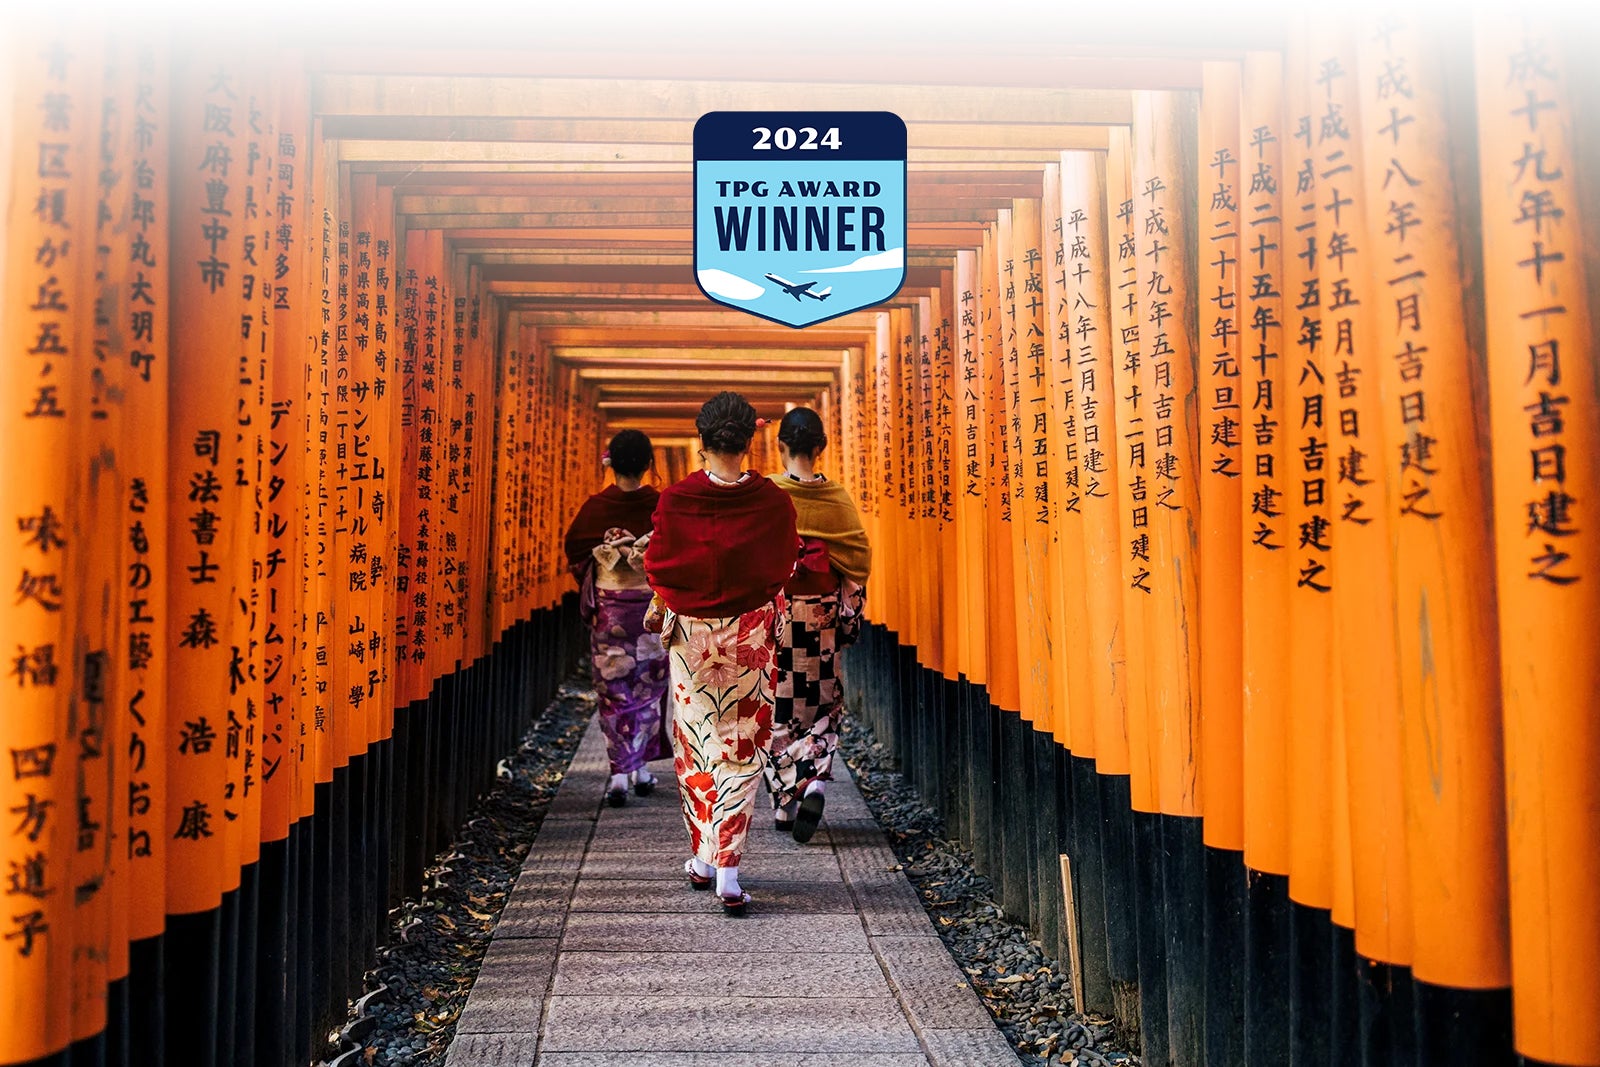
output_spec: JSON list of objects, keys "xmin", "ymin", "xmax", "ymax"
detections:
[
  {"xmin": 644, "ymin": 470, "xmax": 798, "ymax": 617},
  {"xmin": 563, "ymin": 484, "xmax": 661, "ymax": 578}
]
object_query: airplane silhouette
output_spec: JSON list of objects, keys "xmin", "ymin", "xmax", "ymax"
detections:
[{"xmin": 764, "ymin": 273, "xmax": 832, "ymax": 302}]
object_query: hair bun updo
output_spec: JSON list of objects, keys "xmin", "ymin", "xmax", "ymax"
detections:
[
  {"xmin": 695, "ymin": 391, "xmax": 759, "ymax": 455},
  {"xmin": 777, "ymin": 406, "xmax": 827, "ymax": 458},
  {"xmin": 605, "ymin": 429, "xmax": 654, "ymax": 478}
]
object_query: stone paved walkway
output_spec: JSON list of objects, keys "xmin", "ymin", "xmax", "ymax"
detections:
[{"xmin": 444, "ymin": 715, "xmax": 1022, "ymax": 1067}]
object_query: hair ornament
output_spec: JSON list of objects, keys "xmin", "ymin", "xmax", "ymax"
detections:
[
  {"xmin": 755, "ymin": 418, "xmax": 769, "ymax": 428},
  {"xmin": 601, "ymin": 450, "xmax": 612, "ymax": 468}
]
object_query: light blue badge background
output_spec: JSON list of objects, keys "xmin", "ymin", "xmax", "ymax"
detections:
[{"xmin": 694, "ymin": 159, "xmax": 906, "ymax": 327}]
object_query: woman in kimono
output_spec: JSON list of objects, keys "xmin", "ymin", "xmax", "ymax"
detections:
[
  {"xmin": 644, "ymin": 391, "xmax": 798, "ymax": 915},
  {"xmin": 765, "ymin": 407, "xmax": 870, "ymax": 843},
  {"xmin": 564, "ymin": 429, "xmax": 669, "ymax": 808}
]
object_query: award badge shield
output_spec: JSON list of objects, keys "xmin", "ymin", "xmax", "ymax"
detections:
[{"xmin": 693, "ymin": 111, "xmax": 907, "ymax": 328}]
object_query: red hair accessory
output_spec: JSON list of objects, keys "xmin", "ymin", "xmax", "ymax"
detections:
[
  {"xmin": 601, "ymin": 450, "xmax": 612, "ymax": 467},
  {"xmin": 755, "ymin": 418, "xmax": 769, "ymax": 428}
]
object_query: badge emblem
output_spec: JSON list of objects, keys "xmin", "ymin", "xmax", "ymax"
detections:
[{"xmin": 694, "ymin": 111, "xmax": 907, "ymax": 328}]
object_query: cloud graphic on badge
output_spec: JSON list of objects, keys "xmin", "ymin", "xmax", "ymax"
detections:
[
  {"xmin": 799, "ymin": 248, "xmax": 905, "ymax": 274},
  {"xmin": 697, "ymin": 268, "xmax": 766, "ymax": 301}
]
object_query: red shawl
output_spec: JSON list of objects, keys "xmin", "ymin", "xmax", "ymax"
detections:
[
  {"xmin": 644, "ymin": 470, "xmax": 798, "ymax": 616},
  {"xmin": 563, "ymin": 484, "xmax": 661, "ymax": 578}
]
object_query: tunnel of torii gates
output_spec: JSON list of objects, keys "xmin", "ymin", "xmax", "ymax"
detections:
[{"xmin": 1, "ymin": 5, "xmax": 1599, "ymax": 1067}]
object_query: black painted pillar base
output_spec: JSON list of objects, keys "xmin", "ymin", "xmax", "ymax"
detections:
[
  {"xmin": 1204, "ymin": 846, "xmax": 1247, "ymax": 1067},
  {"xmin": 162, "ymin": 908, "xmax": 221, "ymax": 1067},
  {"xmin": 1161, "ymin": 815, "xmax": 1205, "ymax": 1065},
  {"xmin": 1245, "ymin": 869, "xmax": 1291, "ymax": 1066},
  {"xmin": 1132, "ymin": 810, "xmax": 1170, "ymax": 1066},
  {"xmin": 1413, "ymin": 980, "xmax": 1513, "ymax": 1067},
  {"xmin": 127, "ymin": 933, "xmax": 164, "ymax": 1067},
  {"xmin": 1356, "ymin": 956, "xmax": 1417, "ymax": 1067},
  {"xmin": 1288, "ymin": 901, "xmax": 1332, "ymax": 1067}
]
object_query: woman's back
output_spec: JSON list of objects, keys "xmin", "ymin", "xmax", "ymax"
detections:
[
  {"xmin": 645, "ymin": 469, "xmax": 796, "ymax": 617},
  {"xmin": 769, "ymin": 473, "xmax": 871, "ymax": 587}
]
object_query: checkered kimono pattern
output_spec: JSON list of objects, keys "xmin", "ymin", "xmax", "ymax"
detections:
[
  {"xmin": 664, "ymin": 601, "xmax": 781, "ymax": 869},
  {"xmin": 764, "ymin": 580, "xmax": 864, "ymax": 810}
]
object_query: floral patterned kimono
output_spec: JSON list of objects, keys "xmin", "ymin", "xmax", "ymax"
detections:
[
  {"xmin": 644, "ymin": 469, "xmax": 798, "ymax": 872},
  {"xmin": 659, "ymin": 601, "xmax": 783, "ymax": 867},
  {"xmin": 580, "ymin": 530, "xmax": 670, "ymax": 776}
]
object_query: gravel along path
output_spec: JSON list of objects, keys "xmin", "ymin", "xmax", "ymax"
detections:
[
  {"xmin": 837, "ymin": 714, "xmax": 1140, "ymax": 1067},
  {"xmin": 327, "ymin": 679, "xmax": 594, "ymax": 1067}
]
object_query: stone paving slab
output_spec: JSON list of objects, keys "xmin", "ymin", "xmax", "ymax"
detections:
[
  {"xmin": 579, "ymin": 850, "xmax": 844, "ymax": 882},
  {"xmin": 456, "ymin": 942, "xmax": 559, "ymax": 1034},
  {"xmin": 535, "ymin": 1054, "xmax": 932, "ymax": 1066},
  {"xmin": 446, "ymin": 714, "xmax": 1021, "ymax": 1067},
  {"xmin": 567, "ymin": 876, "xmax": 858, "ymax": 915},
  {"xmin": 559, "ymin": 910, "xmax": 870, "ymax": 953},
  {"xmin": 872, "ymin": 935, "xmax": 998, "ymax": 1031},
  {"xmin": 446, "ymin": 1032, "xmax": 538, "ymax": 1067},
  {"xmin": 552, "ymin": 949, "xmax": 891, "ymax": 998},
  {"xmin": 540, "ymin": 994, "xmax": 922, "ymax": 1054},
  {"xmin": 919, "ymin": 1028, "xmax": 1032, "ymax": 1065},
  {"xmin": 588, "ymin": 815, "xmax": 836, "ymax": 853}
]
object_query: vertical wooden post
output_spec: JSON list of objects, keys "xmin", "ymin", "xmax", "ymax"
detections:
[
  {"xmin": 0, "ymin": 22, "xmax": 98, "ymax": 1063},
  {"xmin": 1061, "ymin": 152, "xmax": 1130, "ymax": 777},
  {"xmin": 954, "ymin": 251, "xmax": 990, "ymax": 691},
  {"xmin": 1357, "ymin": 12, "xmax": 1512, "ymax": 1018},
  {"xmin": 1238, "ymin": 53, "xmax": 1291, "ymax": 887},
  {"xmin": 84, "ymin": 34, "xmax": 133, "ymax": 1043},
  {"xmin": 1133, "ymin": 89, "xmax": 1205, "ymax": 1066},
  {"xmin": 981, "ymin": 231, "xmax": 1021, "ymax": 716},
  {"xmin": 1308, "ymin": 19, "xmax": 1415, "ymax": 983},
  {"xmin": 1042, "ymin": 166, "xmax": 1094, "ymax": 756},
  {"xmin": 1001, "ymin": 205, "xmax": 1054, "ymax": 730},
  {"xmin": 118, "ymin": 33, "xmax": 172, "ymax": 979},
  {"xmin": 1476, "ymin": 13, "xmax": 1600, "ymax": 1066},
  {"xmin": 1107, "ymin": 128, "xmax": 1156, "ymax": 812},
  {"xmin": 1131, "ymin": 90, "xmax": 1203, "ymax": 823},
  {"xmin": 1197, "ymin": 60, "xmax": 1245, "ymax": 862},
  {"xmin": 1197, "ymin": 58, "xmax": 1248, "ymax": 1067}
]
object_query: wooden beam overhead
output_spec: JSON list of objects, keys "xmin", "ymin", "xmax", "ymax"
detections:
[
  {"xmin": 330, "ymin": 117, "xmax": 1118, "ymax": 150},
  {"xmin": 339, "ymin": 140, "xmax": 1100, "ymax": 164},
  {"xmin": 314, "ymin": 76, "xmax": 1135, "ymax": 125}
]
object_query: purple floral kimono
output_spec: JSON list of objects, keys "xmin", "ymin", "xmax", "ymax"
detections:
[{"xmin": 579, "ymin": 529, "xmax": 671, "ymax": 774}]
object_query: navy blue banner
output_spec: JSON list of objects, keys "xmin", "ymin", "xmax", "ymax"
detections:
[
  {"xmin": 694, "ymin": 111, "xmax": 907, "ymax": 162},
  {"xmin": 693, "ymin": 111, "xmax": 907, "ymax": 328}
]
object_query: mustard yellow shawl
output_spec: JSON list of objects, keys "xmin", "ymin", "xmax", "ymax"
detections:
[{"xmin": 769, "ymin": 474, "xmax": 872, "ymax": 585}]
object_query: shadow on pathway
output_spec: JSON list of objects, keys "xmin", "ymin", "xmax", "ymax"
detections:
[{"xmin": 444, "ymin": 714, "xmax": 1023, "ymax": 1067}]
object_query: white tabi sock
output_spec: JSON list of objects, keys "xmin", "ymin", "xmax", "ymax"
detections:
[{"xmin": 715, "ymin": 865, "xmax": 742, "ymax": 898}]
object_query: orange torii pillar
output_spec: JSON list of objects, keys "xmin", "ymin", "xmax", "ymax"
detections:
[
  {"xmin": 1303, "ymin": 19, "xmax": 1418, "ymax": 1066},
  {"xmin": 1238, "ymin": 49, "xmax": 1295, "ymax": 1066},
  {"xmin": 979, "ymin": 225, "xmax": 1023, "ymax": 901},
  {"xmin": 994, "ymin": 207, "xmax": 1044, "ymax": 926},
  {"xmin": 1355, "ymin": 12, "xmax": 1513, "ymax": 1061},
  {"xmin": 952, "ymin": 249, "xmax": 994, "ymax": 869},
  {"xmin": 258, "ymin": 60, "xmax": 313, "ymax": 1067},
  {"xmin": 1477, "ymin": 13, "xmax": 1600, "ymax": 1067},
  {"xmin": 1279, "ymin": 22, "xmax": 1347, "ymax": 1064},
  {"xmin": 1197, "ymin": 59, "xmax": 1248, "ymax": 1067},
  {"xmin": 113, "ymin": 36, "xmax": 175, "ymax": 1063},
  {"xmin": 1105, "ymin": 123, "xmax": 1156, "ymax": 1046},
  {"xmin": 1060, "ymin": 148, "xmax": 1140, "ymax": 1031},
  {"xmin": 163, "ymin": 47, "xmax": 252, "ymax": 1067},
  {"xmin": 1132, "ymin": 89, "xmax": 1205, "ymax": 1067},
  {"xmin": 0, "ymin": 24, "xmax": 99, "ymax": 1067},
  {"xmin": 1043, "ymin": 161, "xmax": 1113, "ymax": 1013}
]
